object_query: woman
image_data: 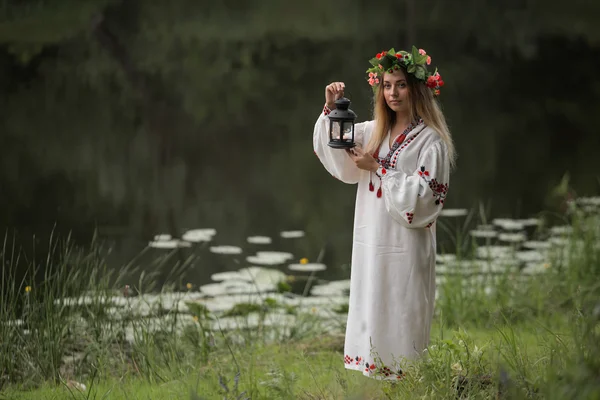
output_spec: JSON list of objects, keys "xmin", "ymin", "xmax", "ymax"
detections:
[{"xmin": 313, "ymin": 46, "xmax": 456, "ymax": 380}]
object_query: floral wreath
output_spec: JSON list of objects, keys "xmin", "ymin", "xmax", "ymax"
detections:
[{"xmin": 366, "ymin": 46, "xmax": 444, "ymax": 96}]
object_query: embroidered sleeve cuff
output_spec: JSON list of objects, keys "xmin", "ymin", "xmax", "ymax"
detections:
[{"xmin": 323, "ymin": 104, "xmax": 332, "ymax": 116}]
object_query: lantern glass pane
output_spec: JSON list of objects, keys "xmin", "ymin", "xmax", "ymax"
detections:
[
  {"xmin": 342, "ymin": 121, "xmax": 353, "ymax": 140},
  {"xmin": 331, "ymin": 121, "xmax": 341, "ymax": 140}
]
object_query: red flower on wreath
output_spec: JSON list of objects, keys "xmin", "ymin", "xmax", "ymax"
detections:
[{"xmin": 426, "ymin": 75, "xmax": 438, "ymax": 88}]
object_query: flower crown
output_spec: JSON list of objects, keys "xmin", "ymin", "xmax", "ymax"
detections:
[{"xmin": 365, "ymin": 46, "xmax": 444, "ymax": 96}]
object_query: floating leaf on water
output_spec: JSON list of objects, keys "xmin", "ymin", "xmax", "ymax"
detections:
[
  {"xmin": 515, "ymin": 250, "xmax": 545, "ymax": 263},
  {"xmin": 210, "ymin": 246, "xmax": 243, "ymax": 255},
  {"xmin": 492, "ymin": 219, "xmax": 525, "ymax": 231},
  {"xmin": 549, "ymin": 236, "xmax": 569, "ymax": 246},
  {"xmin": 211, "ymin": 271, "xmax": 245, "ymax": 282},
  {"xmin": 257, "ymin": 251, "xmax": 294, "ymax": 260},
  {"xmin": 280, "ymin": 230, "xmax": 305, "ymax": 239},
  {"xmin": 440, "ymin": 209, "xmax": 468, "ymax": 217},
  {"xmin": 153, "ymin": 234, "xmax": 172, "ymax": 241},
  {"xmin": 246, "ymin": 251, "xmax": 293, "ymax": 265},
  {"xmin": 469, "ymin": 230, "xmax": 498, "ymax": 239},
  {"xmin": 523, "ymin": 241, "xmax": 552, "ymax": 250},
  {"xmin": 498, "ymin": 232, "xmax": 527, "ymax": 242},
  {"xmin": 476, "ymin": 245, "xmax": 514, "ymax": 260},
  {"xmin": 550, "ymin": 225, "xmax": 573, "ymax": 236},
  {"xmin": 247, "ymin": 236, "xmax": 272, "ymax": 244},
  {"xmin": 182, "ymin": 229, "xmax": 216, "ymax": 242},
  {"xmin": 200, "ymin": 280, "xmax": 276, "ymax": 297},
  {"xmin": 237, "ymin": 266, "xmax": 287, "ymax": 284},
  {"xmin": 288, "ymin": 263, "xmax": 327, "ymax": 272},
  {"xmin": 310, "ymin": 280, "xmax": 350, "ymax": 296},
  {"xmin": 246, "ymin": 256, "xmax": 283, "ymax": 265},
  {"xmin": 148, "ymin": 239, "xmax": 191, "ymax": 249},
  {"xmin": 477, "ymin": 224, "xmax": 495, "ymax": 231},
  {"xmin": 577, "ymin": 196, "xmax": 600, "ymax": 207},
  {"xmin": 521, "ymin": 262, "xmax": 550, "ymax": 275},
  {"xmin": 436, "ymin": 254, "xmax": 457, "ymax": 263},
  {"xmin": 518, "ymin": 218, "xmax": 542, "ymax": 227}
]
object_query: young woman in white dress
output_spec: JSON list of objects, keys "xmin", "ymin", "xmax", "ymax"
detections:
[{"xmin": 313, "ymin": 46, "xmax": 456, "ymax": 380}]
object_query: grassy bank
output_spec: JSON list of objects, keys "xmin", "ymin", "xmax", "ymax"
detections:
[{"xmin": 1, "ymin": 199, "xmax": 599, "ymax": 399}]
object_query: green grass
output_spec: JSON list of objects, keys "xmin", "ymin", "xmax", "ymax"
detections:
[
  {"xmin": 2, "ymin": 204, "xmax": 600, "ymax": 399},
  {"xmin": 0, "ymin": 323, "xmax": 565, "ymax": 399}
]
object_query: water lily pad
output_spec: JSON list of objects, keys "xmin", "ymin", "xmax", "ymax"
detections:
[
  {"xmin": 246, "ymin": 251, "xmax": 293, "ymax": 265},
  {"xmin": 211, "ymin": 271, "xmax": 245, "ymax": 282},
  {"xmin": 498, "ymin": 232, "xmax": 527, "ymax": 242},
  {"xmin": 310, "ymin": 280, "xmax": 351, "ymax": 296},
  {"xmin": 149, "ymin": 239, "xmax": 191, "ymax": 249},
  {"xmin": 492, "ymin": 219, "xmax": 525, "ymax": 231},
  {"xmin": 199, "ymin": 280, "xmax": 276, "ymax": 296},
  {"xmin": 209, "ymin": 246, "xmax": 243, "ymax": 254},
  {"xmin": 469, "ymin": 230, "xmax": 498, "ymax": 239},
  {"xmin": 153, "ymin": 234, "xmax": 172, "ymax": 241},
  {"xmin": 550, "ymin": 225, "xmax": 573, "ymax": 236},
  {"xmin": 247, "ymin": 236, "xmax": 272, "ymax": 244},
  {"xmin": 436, "ymin": 254, "xmax": 457, "ymax": 263},
  {"xmin": 288, "ymin": 263, "xmax": 327, "ymax": 272},
  {"xmin": 237, "ymin": 266, "xmax": 287, "ymax": 284},
  {"xmin": 521, "ymin": 262, "xmax": 550, "ymax": 275},
  {"xmin": 523, "ymin": 241, "xmax": 552, "ymax": 250},
  {"xmin": 577, "ymin": 196, "xmax": 600, "ymax": 206},
  {"xmin": 440, "ymin": 209, "xmax": 468, "ymax": 217},
  {"xmin": 257, "ymin": 251, "xmax": 294, "ymax": 260},
  {"xmin": 518, "ymin": 218, "xmax": 542, "ymax": 227},
  {"xmin": 515, "ymin": 250, "xmax": 545, "ymax": 263},
  {"xmin": 280, "ymin": 230, "xmax": 305, "ymax": 239},
  {"xmin": 476, "ymin": 245, "xmax": 514, "ymax": 260},
  {"xmin": 182, "ymin": 229, "xmax": 216, "ymax": 242}
]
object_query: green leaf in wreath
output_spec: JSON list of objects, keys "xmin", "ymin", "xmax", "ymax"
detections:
[{"xmin": 414, "ymin": 66, "xmax": 426, "ymax": 80}]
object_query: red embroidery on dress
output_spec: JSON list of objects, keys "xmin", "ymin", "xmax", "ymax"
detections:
[
  {"xmin": 418, "ymin": 166, "xmax": 448, "ymax": 205},
  {"xmin": 323, "ymin": 104, "xmax": 331, "ymax": 116},
  {"xmin": 406, "ymin": 212, "xmax": 414, "ymax": 224},
  {"xmin": 425, "ymin": 221, "xmax": 435, "ymax": 228}
]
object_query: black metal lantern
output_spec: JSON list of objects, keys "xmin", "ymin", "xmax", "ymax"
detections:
[{"xmin": 328, "ymin": 97, "xmax": 357, "ymax": 149}]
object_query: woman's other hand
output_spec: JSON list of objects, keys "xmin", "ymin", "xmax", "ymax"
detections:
[{"xmin": 346, "ymin": 146, "xmax": 379, "ymax": 172}]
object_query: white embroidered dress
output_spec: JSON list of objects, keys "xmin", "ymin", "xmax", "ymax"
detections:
[{"xmin": 313, "ymin": 108, "xmax": 450, "ymax": 379}]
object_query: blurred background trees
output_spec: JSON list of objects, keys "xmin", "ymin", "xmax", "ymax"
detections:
[{"xmin": 0, "ymin": 0, "xmax": 598, "ymax": 279}]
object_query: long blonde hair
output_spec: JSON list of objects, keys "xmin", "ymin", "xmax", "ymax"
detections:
[{"xmin": 365, "ymin": 69, "xmax": 457, "ymax": 169}]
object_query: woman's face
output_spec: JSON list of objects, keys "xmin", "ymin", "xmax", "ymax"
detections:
[{"xmin": 383, "ymin": 69, "xmax": 409, "ymax": 114}]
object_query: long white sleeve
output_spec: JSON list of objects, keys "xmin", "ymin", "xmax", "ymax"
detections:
[
  {"xmin": 380, "ymin": 140, "xmax": 450, "ymax": 228},
  {"xmin": 313, "ymin": 111, "xmax": 372, "ymax": 184}
]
